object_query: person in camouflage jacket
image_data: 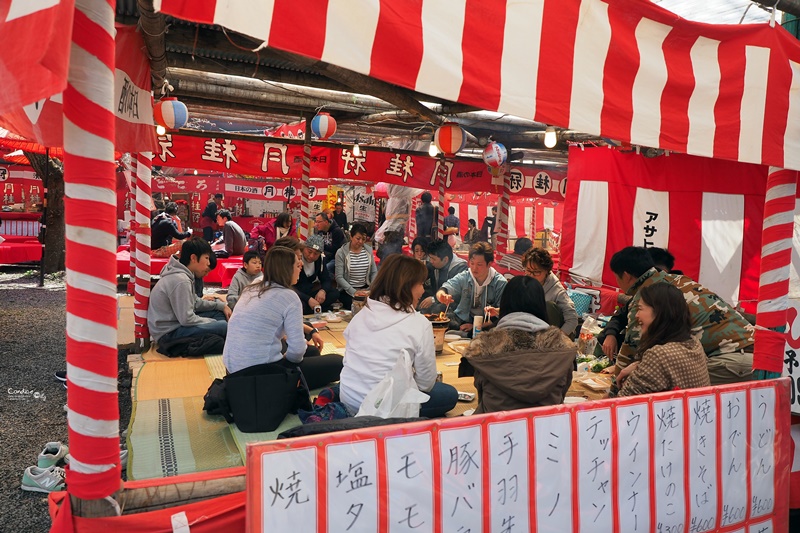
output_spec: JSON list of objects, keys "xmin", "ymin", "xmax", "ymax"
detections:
[{"xmin": 610, "ymin": 247, "xmax": 754, "ymax": 389}]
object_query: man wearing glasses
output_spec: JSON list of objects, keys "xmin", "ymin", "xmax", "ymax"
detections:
[{"xmin": 522, "ymin": 247, "xmax": 579, "ymax": 338}]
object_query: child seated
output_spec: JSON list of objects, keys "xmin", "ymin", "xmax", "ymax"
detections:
[{"xmin": 226, "ymin": 251, "xmax": 263, "ymax": 309}]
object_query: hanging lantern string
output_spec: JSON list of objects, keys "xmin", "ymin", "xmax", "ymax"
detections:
[{"xmin": 160, "ymin": 79, "xmax": 174, "ymax": 98}]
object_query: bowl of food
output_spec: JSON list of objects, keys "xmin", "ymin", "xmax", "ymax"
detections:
[{"xmin": 423, "ymin": 312, "xmax": 450, "ymax": 353}]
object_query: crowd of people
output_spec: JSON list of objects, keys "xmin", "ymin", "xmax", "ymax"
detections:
[{"xmin": 143, "ymin": 191, "xmax": 755, "ymax": 429}]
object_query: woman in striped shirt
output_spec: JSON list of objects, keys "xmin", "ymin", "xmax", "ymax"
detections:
[{"xmin": 335, "ymin": 223, "xmax": 377, "ymax": 310}]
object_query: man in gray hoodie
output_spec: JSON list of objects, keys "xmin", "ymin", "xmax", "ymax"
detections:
[{"xmin": 147, "ymin": 237, "xmax": 231, "ymax": 344}]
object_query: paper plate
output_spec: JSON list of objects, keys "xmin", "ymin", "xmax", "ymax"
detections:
[
  {"xmin": 564, "ymin": 396, "xmax": 588, "ymax": 404},
  {"xmin": 448, "ymin": 340, "xmax": 471, "ymax": 354},
  {"xmin": 444, "ymin": 334, "xmax": 463, "ymax": 342}
]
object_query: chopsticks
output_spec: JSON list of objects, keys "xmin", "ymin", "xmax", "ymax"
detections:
[{"xmin": 444, "ymin": 301, "xmax": 451, "ymax": 318}]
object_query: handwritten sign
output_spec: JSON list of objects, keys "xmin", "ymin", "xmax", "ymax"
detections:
[
  {"xmin": 688, "ymin": 394, "xmax": 717, "ymax": 532},
  {"xmin": 617, "ymin": 402, "xmax": 650, "ymax": 532},
  {"xmin": 327, "ymin": 441, "xmax": 379, "ymax": 532},
  {"xmin": 440, "ymin": 426, "xmax": 482, "ymax": 532},
  {"xmin": 577, "ymin": 408, "xmax": 613, "ymax": 532},
  {"xmin": 262, "ymin": 447, "xmax": 317, "ymax": 532},
  {"xmin": 488, "ymin": 419, "xmax": 530, "ymax": 532},
  {"xmin": 720, "ymin": 390, "xmax": 748, "ymax": 527},
  {"xmin": 653, "ymin": 398, "xmax": 685, "ymax": 533},
  {"xmin": 247, "ymin": 380, "xmax": 790, "ymax": 532},
  {"xmin": 534, "ymin": 413, "xmax": 572, "ymax": 532},
  {"xmin": 385, "ymin": 433, "xmax": 434, "ymax": 532},
  {"xmin": 750, "ymin": 387, "xmax": 776, "ymax": 519}
]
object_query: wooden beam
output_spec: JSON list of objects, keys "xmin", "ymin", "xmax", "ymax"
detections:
[
  {"xmin": 166, "ymin": 54, "xmax": 350, "ymax": 93},
  {"xmin": 271, "ymin": 49, "xmax": 445, "ymax": 126}
]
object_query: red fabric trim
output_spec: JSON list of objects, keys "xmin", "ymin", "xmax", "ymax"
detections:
[
  {"xmin": 753, "ymin": 328, "xmax": 787, "ymax": 373},
  {"xmin": 49, "ymin": 489, "xmax": 245, "ymax": 532}
]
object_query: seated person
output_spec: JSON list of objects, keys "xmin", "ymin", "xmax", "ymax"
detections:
[
  {"xmin": 435, "ymin": 242, "xmax": 507, "ymax": 334},
  {"xmin": 340, "ymin": 254, "xmax": 458, "ymax": 417},
  {"xmin": 495, "ymin": 237, "xmax": 533, "ymax": 276},
  {"xmin": 226, "ymin": 251, "xmax": 263, "ymax": 310},
  {"xmin": 213, "ymin": 209, "xmax": 247, "ymax": 257},
  {"xmin": 148, "ymin": 237, "xmax": 231, "ymax": 346},
  {"xmin": 418, "ymin": 238, "xmax": 467, "ymax": 313},
  {"xmin": 249, "ymin": 212, "xmax": 296, "ymax": 254},
  {"xmin": 522, "ymin": 247, "xmax": 579, "ymax": 338},
  {"xmin": 609, "ymin": 246, "xmax": 754, "ymax": 387},
  {"xmin": 335, "ymin": 223, "xmax": 378, "ymax": 310},
  {"xmin": 411, "ymin": 236, "xmax": 431, "ymax": 262},
  {"xmin": 314, "ymin": 211, "xmax": 346, "ymax": 274},
  {"xmin": 463, "ymin": 218, "xmax": 479, "ymax": 246},
  {"xmin": 617, "ymin": 283, "xmax": 710, "ymax": 396},
  {"xmin": 223, "ymin": 246, "xmax": 342, "ymax": 390},
  {"xmin": 462, "ymin": 276, "xmax": 576, "ymax": 414},
  {"xmin": 151, "ymin": 202, "xmax": 192, "ymax": 256},
  {"xmin": 596, "ymin": 247, "xmax": 676, "ymax": 358},
  {"xmin": 295, "ymin": 235, "xmax": 340, "ymax": 314}
]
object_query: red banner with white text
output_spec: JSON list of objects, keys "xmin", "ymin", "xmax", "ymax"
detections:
[{"xmin": 153, "ymin": 134, "xmax": 566, "ymax": 198}]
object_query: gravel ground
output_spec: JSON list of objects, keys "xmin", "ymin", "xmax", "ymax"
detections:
[{"xmin": 0, "ymin": 266, "xmax": 131, "ymax": 532}]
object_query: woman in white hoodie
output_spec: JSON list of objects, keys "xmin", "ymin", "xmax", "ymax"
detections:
[{"xmin": 340, "ymin": 254, "xmax": 458, "ymax": 417}]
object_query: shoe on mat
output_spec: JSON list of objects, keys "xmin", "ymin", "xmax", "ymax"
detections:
[
  {"xmin": 54, "ymin": 370, "xmax": 67, "ymax": 382},
  {"xmin": 21, "ymin": 465, "xmax": 66, "ymax": 493},
  {"xmin": 38, "ymin": 442, "xmax": 69, "ymax": 468}
]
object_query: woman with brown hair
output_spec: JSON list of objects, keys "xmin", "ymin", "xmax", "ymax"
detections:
[
  {"xmin": 617, "ymin": 283, "xmax": 709, "ymax": 396},
  {"xmin": 223, "ymin": 245, "xmax": 342, "ymax": 389},
  {"xmin": 340, "ymin": 254, "xmax": 458, "ymax": 417}
]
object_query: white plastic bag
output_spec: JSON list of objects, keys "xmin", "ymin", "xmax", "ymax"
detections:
[{"xmin": 356, "ymin": 349, "xmax": 430, "ymax": 418}]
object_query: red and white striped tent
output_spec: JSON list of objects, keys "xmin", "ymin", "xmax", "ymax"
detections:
[{"xmin": 3, "ymin": 0, "xmax": 800, "ymax": 525}]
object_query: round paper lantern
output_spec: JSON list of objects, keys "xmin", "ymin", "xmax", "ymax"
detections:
[
  {"xmin": 311, "ymin": 112, "xmax": 337, "ymax": 140},
  {"xmin": 434, "ymin": 122, "xmax": 466, "ymax": 157},
  {"xmin": 482, "ymin": 141, "xmax": 507, "ymax": 168},
  {"xmin": 153, "ymin": 97, "xmax": 188, "ymax": 130}
]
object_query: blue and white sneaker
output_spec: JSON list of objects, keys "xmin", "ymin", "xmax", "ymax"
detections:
[
  {"xmin": 37, "ymin": 442, "xmax": 69, "ymax": 468},
  {"xmin": 21, "ymin": 465, "xmax": 66, "ymax": 493}
]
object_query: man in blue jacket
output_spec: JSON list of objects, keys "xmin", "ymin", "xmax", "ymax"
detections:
[{"xmin": 436, "ymin": 241, "xmax": 506, "ymax": 334}]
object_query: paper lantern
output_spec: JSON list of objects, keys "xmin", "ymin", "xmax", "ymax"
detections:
[
  {"xmin": 482, "ymin": 141, "xmax": 507, "ymax": 168},
  {"xmin": 153, "ymin": 97, "xmax": 188, "ymax": 130},
  {"xmin": 434, "ymin": 122, "xmax": 466, "ymax": 157},
  {"xmin": 311, "ymin": 112, "xmax": 337, "ymax": 140}
]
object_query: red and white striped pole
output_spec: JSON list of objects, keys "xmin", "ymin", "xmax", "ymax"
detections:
[
  {"xmin": 753, "ymin": 167, "xmax": 798, "ymax": 379},
  {"xmin": 299, "ymin": 121, "xmax": 312, "ymax": 240},
  {"xmin": 63, "ymin": 0, "xmax": 121, "ymax": 500},
  {"xmin": 374, "ymin": 194, "xmax": 381, "ymax": 235},
  {"xmin": 437, "ymin": 165, "xmax": 446, "ymax": 239},
  {"xmin": 127, "ymin": 164, "xmax": 137, "ymax": 295},
  {"xmin": 408, "ymin": 196, "xmax": 419, "ymax": 240},
  {"xmin": 133, "ymin": 153, "xmax": 153, "ymax": 346},
  {"xmin": 496, "ymin": 166, "xmax": 511, "ymax": 255}
]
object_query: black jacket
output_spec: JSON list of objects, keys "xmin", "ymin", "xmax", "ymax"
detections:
[
  {"xmin": 151, "ymin": 213, "xmax": 191, "ymax": 249},
  {"xmin": 332, "ymin": 211, "xmax": 349, "ymax": 231},
  {"xmin": 318, "ymin": 220, "xmax": 346, "ymax": 262},
  {"xmin": 294, "ymin": 257, "xmax": 334, "ymax": 306}
]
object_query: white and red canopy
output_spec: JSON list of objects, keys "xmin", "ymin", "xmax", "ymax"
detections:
[{"xmin": 155, "ymin": 0, "xmax": 800, "ymax": 172}]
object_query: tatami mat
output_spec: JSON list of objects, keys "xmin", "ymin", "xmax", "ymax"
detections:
[
  {"xmin": 127, "ymin": 396, "xmax": 242, "ymax": 481},
  {"xmin": 134, "ymin": 358, "xmax": 214, "ymax": 401}
]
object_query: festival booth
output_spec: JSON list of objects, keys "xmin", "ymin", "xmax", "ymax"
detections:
[{"xmin": 1, "ymin": 0, "xmax": 799, "ymax": 531}]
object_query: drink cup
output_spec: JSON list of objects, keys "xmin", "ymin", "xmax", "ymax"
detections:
[{"xmin": 472, "ymin": 316, "xmax": 484, "ymax": 337}]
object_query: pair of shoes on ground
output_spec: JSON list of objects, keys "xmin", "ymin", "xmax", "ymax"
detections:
[
  {"xmin": 22, "ymin": 442, "xmax": 128, "ymax": 493},
  {"xmin": 21, "ymin": 442, "xmax": 69, "ymax": 493},
  {"xmin": 55, "ymin": 370, "xmax": 67, "ymax": 389}
]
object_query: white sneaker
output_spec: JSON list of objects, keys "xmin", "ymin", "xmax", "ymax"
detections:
[
  {"xmin": 21, "ymin": 465, "xmax": 66, "ymax": 493},
  {"xmin": 38, "ymin": 442, "xmax": 69, "ymax": 468}
]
